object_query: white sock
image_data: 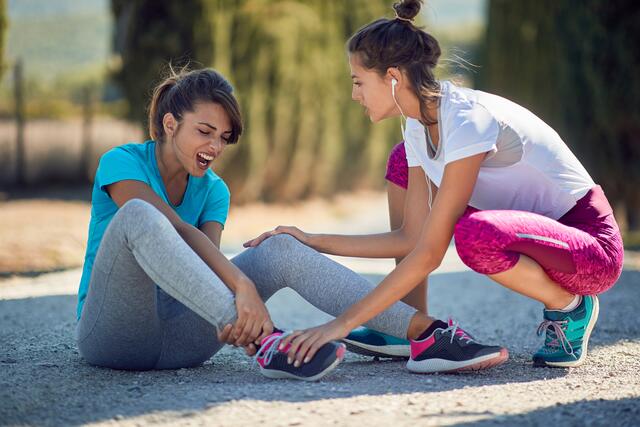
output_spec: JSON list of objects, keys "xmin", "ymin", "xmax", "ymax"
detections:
[{"xmin": 560, "ymin": 295, "xmax": 581, "ymax": 312}]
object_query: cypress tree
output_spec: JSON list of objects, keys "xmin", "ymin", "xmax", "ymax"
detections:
[
  {"xmin": 479, "ymin": 0, "xmax": 640, "ymax": 231},
  {"xmin": 112, "ymin": 0, "xmax": 399, "ymax": 202},
  {"xmin": 111, "ymin": 0, "xmax": 213, "ymax": 126},
  {"xmin": 0, "ymin": 0, "xmax": 6, "ymax": 78}
]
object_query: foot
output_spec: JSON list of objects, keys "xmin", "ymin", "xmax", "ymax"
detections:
[
  {"xmin": 533, "ymin": 295, "xmax": 599, "ymax": 368},
  {"xmin": 255, "ymin": 331, "xmax": 346, "ymax": 381},
  {"xmin": 342, "ymin": 326, "xmax": 410, "ymax": 358},
  {"xmin": 406, "ymin": 319, "xmax": 508, "ymax": 373}
]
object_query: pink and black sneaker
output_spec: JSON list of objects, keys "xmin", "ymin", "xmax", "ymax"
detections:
[
  {"xmin": 406, "ymin": 319, "xmax": 508, "ymax": 373},
  {"xmin": 255, "ymin": 331, "xmax": 346, "ymax": 381}
]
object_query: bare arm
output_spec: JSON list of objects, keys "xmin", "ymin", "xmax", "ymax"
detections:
[
  {"xmin": 108, "ymin": 180, "xmax": 248, "ymax": 292},
  {"xmin": 280, "ymin": 153, "xmax": 486, "ymax": 364},
  {"xmin": 199, "ymin": 220, "xmax": 223, "ymax": 249},
  {"xmin": 334, "ymin": 153, "xmax": 484, "ymax": 331},
  {"xmin": 244, "ymin": 167, "xmax": 435, "ymax": 259}
]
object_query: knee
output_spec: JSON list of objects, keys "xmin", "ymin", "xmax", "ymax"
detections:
[
  {"xmin": 114, "ymin": 198, "xmax": 171, "ymax": 237},
  {"xmin": 249, "ymin": 234, "xmax": 310, "ymax": 268},
  {"xmin": 454, "ymin": 211, "xmax": 495, "ymax": 245},
  {"xmin": 118, "ymin": 198, "xmax": 157, "ymax": 218},
  {"xmin": 454, "ymin": 212, "xmax": 495, "ymax": 267},
  {"xmin": 385, "ymin": 142, "xmax": 409, "ymax": 190},
  {"xmin": 387, "ymin": 142, "xmax": 406, "ymax": 165},
  {"xmin": 259, "ymin": 233, "xmax": 304, "ymax": 255},
  {"xmin": 454, "ymin": 211, "xmax": 518, "ymax": 274}
]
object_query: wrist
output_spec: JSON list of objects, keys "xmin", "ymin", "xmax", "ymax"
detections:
[
  {"xmin": 333, "ymin": 316, "xmax": 355, "ymax": 335},
  {"xmin": 306, "ymin": 233, "xmax": 320, "ymax": 247},
  {"xmin": 233, "ymin": 276, "xmax": 255, "ymax": 294}
]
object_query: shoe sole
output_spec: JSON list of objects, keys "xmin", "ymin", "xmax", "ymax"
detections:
[
  {"xmin": 539, "ymin": 295, "xmax": 599, "ymax": 368},
  {"xmin": 406, "ymin": 348, "xmax": 509, "ymax": 374},
  {"xmin": 259, "ymin": 344, "xmax": 345, "ymax": 381},
  {"xmin": 342, "ymin": 339, "xmax": 410, "ymax": 359}
]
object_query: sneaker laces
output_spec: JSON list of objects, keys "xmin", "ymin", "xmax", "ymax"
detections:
[
  {"xmin": 537, "ymin": 320, "xmax": 574, "ymax": 356},
  {"xmin": 443, "ymin": 321, "xmax": 475, "ymax": 345},
  {"xmin": 254, "ymin": 331, "xmax": 293, "ymax": 367}
]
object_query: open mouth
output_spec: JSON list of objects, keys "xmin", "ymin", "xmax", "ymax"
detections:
[{"xmin": 196, "ymin": 152, "xmax": 214, "ymax": 169}]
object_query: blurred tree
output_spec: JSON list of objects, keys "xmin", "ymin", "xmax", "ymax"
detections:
[
  {"xmin": 0, "ymin": 0, "xmax": 6, "ymax": 78},
  {"xmin": 479, "ymin": 1, "xmax": 640, "ymax": 231},
  {"xmin": 111, "ymin": 0, "xmax": 399, "ymax": 202},
  {"xmin": 110, "ymin": 0, "xmax": 213, "ymax": 125}
]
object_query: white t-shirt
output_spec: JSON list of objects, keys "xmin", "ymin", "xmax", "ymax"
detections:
[{"xmin": 404, "ymin": 81, "xmax": 595, "ymax": 220}]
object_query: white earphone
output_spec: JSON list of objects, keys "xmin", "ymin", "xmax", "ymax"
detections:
[
  {"xmin": 391, "ymin": 76, "xmax": 406, "ymax": 134},
  {"xmin": 391, "ymin": 76, "xmax": 433, "ymax": 209}
]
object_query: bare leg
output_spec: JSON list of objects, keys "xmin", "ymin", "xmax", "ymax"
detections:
[
  {"xmin": 388, "ymin": 181, "xmax": 428, "ymax": 314},
  {"xmin": 489, "ymin": 255, "xmax": 575, "ymax": 310}
]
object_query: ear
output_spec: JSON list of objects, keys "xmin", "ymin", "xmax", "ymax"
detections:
[
  {"xmin": 162, "ymin": 113, "xmax": 177, "ymax": 137},
  {"xmin": 386, "ymin": 67, "xmax": 402, "ymax": 86}
]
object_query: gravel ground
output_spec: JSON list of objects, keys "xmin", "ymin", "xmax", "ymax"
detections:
[{"xmin": 1, "ymin": 259, "xmax": 639, "ymax": 426}]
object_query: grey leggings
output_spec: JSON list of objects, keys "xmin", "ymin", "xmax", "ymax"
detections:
[{"xmin": 75, "ymin": 199, "xmax": 416, "ymax": 370}]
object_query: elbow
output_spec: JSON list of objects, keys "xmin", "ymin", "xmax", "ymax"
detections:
[
  {"xmin": 425, "ymin": 254, "xmax": 441, "ymax": 273},
  {"xmin": 397, "ymin": 227, "xmax": 419, "ymax": 258},
  {"xmin": 412, "ymin": 248, "xmax": 441, "ymax": 276},
  {"xmin": 173, "ymin": 220, "xmax": 192, "ymax": 237}
]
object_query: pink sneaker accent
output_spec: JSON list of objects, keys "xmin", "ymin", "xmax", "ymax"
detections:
[
  {"xmin": 410, "ymin": 333, "xmax": 436, "ymax": 360},
  {"xmin": 336, "ymin": 344, "xmax": 346, "ymax": 359},
  {"xmin": 256, "ymin": 332, "xmax": 291, "ymax": 368}
]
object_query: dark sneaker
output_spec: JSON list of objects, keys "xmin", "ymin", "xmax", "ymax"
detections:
[
  {"xmin": 533, "ymin": 295, "xmax": 599, "ymax": 368},
  {"xmin": 255, "ymin": 331, "xmax": 346, "ymax": 381},
  {"xmin": 342, "ymin": 326, "xmax": 410, "ymax": 358},
  {"xmin": 406, "ymin": 319, "xmax": 508, "ymax": 373}
]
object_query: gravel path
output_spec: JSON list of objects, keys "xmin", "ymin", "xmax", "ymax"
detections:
[{"xmin": 1, "ymin": 257, "xmax": 639, "ymax": 426}]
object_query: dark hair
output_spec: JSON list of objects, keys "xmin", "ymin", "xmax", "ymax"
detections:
[
  {"xmin": 347, "ymin": 0, "xmax": 441, "ymax": 125},
  {"xmin": 148, "ymin": 66, "xmax": 243, "ymax": 144}
]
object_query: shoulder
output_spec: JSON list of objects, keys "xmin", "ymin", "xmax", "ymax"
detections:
[
  {"xmin": 439, "ymin": 83, "xmax": 497, "ymax": 134},
  {"xmin": 95, "ymin": 142, "xmax": 154, "ymax": 185},
  {"xmin": 440, "ymin": 81, "xmax": 480, "ymax": 119},
  {"xmin": 100, "ymin": 141, "xmax": 151, "ymax": 163}
]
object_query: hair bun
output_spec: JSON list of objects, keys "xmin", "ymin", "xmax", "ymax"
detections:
[{"xmin": 392, "ymin": 0, "xmax": 423, "ymax": 21}]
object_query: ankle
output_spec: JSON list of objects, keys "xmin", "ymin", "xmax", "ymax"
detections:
[
  {"xmin": 545, "ymin": 293, "xmax": 579, "ymax": 311},
  {"xmin": 407, "ymin": 312, "xmax": 434, "ymax": 340}
]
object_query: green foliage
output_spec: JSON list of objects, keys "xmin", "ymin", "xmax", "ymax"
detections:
[
  {"xmin": 1, "ymin": 0, "xmax": 113, "ymax": 119},
  {"xmin": 5, "ymin": 2, "xmax": 111, "ymax": 82},
  {"xmin": 112, "ymin": 0, "xmax": 401, "ymax": 202},
  {"xmin": 110, "ymin": 0, "xmax": 213, "ymax": 125},
  {"xmin": 478, "ymin": 0, "xmax": 640, "ymax": 230},
  {"xmin": 0, "ymin": 64, "xmax": 121, "ymax": 120},
  {"xmin": 0, "ymin": 0, "xmax": 6, "ymax": 78}
]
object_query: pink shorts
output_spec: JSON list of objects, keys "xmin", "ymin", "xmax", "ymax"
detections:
[
  {"xmin": 454, "ymin": 186, "xmax": 623, "ymax": 295},
  {"xmin": 385, "ymin": 142, "xmax": 409, "ymax": 189},
  {"xmin": 385, "ymin": 142, "xmax": 624, "ymax": 295}
]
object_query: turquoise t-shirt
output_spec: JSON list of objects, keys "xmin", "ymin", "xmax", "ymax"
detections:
[{"xmin": 76, "ymin": 140, "xmax": 230, "ymax": 319}]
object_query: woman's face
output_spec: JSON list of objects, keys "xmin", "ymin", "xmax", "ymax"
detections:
[
  {"xmin": 349, "ymin": 54, "xmax": 399, "ymax": 122},
  {"xmin": 165, "ymin": 102, "xmax": 232, "ymax": 177}
]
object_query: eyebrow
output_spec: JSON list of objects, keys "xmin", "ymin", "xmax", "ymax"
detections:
[{"xmin": 198, "ymin": 121, "xmax": 232, "ymax": 134}]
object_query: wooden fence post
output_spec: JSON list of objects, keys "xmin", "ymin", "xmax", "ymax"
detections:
[
  {"xmin": 80, "ymin": 85, "xmax": 94, "ymax": 181},
  {"xmin": 14, "ymin": 59, "xmax": 25, "ymax": 186}
]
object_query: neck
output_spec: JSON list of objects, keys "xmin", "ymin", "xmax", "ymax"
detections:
[
  {"xmin": 396, "ymin": 89, "xmax": 438, "ymax": 125},
  {"xmin": 155, "ymin": 140, "xmax": 188, "ymax": 184}
]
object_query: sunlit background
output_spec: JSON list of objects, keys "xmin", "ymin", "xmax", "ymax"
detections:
[
  {"xmin": 0, "ymin": 0, "xmax": 639, "ymax": 275},
  {"xmin": 1, "ymin": 5, "xmax": 640, "ymax": 425}
]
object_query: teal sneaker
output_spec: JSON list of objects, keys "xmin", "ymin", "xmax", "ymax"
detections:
[
  {"xmin": 342, "ymin": 327, "xmax": 410, "ymax": 358},
  {"xmin": 533, "ymin": 295, "xmax": 599, "ymax": 367}
]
